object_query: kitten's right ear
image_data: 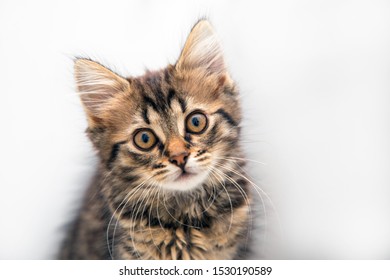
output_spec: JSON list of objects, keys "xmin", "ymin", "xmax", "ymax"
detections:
[
  {"xmin": 74, "ymin": 58, "xmax": 130, "ymax": 126},
  {"xmin": 176, "ymin": 20, "xmax": 226, "ymax": 76}
]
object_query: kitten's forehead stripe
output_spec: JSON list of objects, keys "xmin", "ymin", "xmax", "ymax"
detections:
[
  {"xmin": 167, "ymin": 89, "xmax": 175, "ymax": 107},
  {"xmin": 138, "ymin": 72, "xmax": 186, "ymax": 118},
  {"xmin": 177, "ymin": 96, "xmax": 187, "ymax": 113},
  {"xmin": 142, "ymin": 107, "xmax": 150, "ymax": 124},
  {"xmin": 143, "ymin": 95, "xmax": 159, "ymax": 112}
]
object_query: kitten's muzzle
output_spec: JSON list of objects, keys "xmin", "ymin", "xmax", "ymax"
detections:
[
  {"xmin": 168, "ymin": 137, "xmax": 190, "ymax": 171},
  {"xmin": 169, "ymin": 151, "xmax": 189, "ymax": 171}
]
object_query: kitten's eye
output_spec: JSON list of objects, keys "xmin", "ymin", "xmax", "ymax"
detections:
[
  {"xmin": 133, "ymin": 129, "xmax": 157, "ymax": 151},
  {"xmin": 186, "ymin": 111, "xmax": 208, "ymax": 134}
]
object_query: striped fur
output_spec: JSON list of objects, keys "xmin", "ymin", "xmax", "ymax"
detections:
[{"xmin": 60, "ymin": 20, "xmax": 253, "ymax": 260}]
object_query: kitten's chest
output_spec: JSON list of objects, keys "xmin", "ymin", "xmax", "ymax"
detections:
[{"xmin": 115, "ymin": 206, "xmax": 249, "ymax": 260}]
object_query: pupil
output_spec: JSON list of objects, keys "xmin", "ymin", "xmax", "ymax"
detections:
[
  {"xmin": 141, "ymin": 133, "xmax": 149, "ymax": 143},
  {"xmin": 192, "ymin": 117, "xmax": 200, "ymax": 127}
]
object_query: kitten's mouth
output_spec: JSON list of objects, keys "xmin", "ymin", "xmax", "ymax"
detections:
[
  {"xmin": 163, "ymin": 169, "xmax": 208, "ymax": 191},
  {"xmin": 175, "ymin": 171, "xmax": 196, "ymax": 182}
]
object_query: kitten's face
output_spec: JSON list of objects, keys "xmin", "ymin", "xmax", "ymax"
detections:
[{"xmin": 75, "ymin": 20, "xmax": 241, "ymax": 192}]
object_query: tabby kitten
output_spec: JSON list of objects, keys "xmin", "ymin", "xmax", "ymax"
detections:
[{"xmin": 60, "ymin": 20, "xmax": 252, "ymax": 260}]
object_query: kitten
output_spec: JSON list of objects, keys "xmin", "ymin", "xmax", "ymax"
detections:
[{"xmin": 60, "ymin": 20, "xmax": 253, "ymax": 260}]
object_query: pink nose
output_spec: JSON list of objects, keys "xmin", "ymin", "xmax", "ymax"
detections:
[{"xmin": 169, "ymin": 151, "xmax": 189, "ymax": 170}]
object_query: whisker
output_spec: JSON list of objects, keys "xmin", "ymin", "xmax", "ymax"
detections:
[
  {"xmin": 161, "ymin": 189, "xmax": 205, "ymax": 229},
  {"xmin": 147, "ymin": 185, "xmax": 163, "ymax": 256},
  {"xmin": 199, "ymin": 170, "xmax": 219, "ymax": 213},
  {"xmin": 106, "ymin": 183, "xmax": 142, "ymax": 259},
  {"xmin": 127, "ymin": 182, "xmax": 154, "ymax": 259},
  {"xmin": 210, "ymin": 165, "xmax": 254, "ymax": 250},
  {"xmin": 107, "ymin": 176, "xmax": 152, "ymax": 259},
  {"xmin": 156, "ymin": 186, "xmax": 166, "ymax": 233},
  {"xmin": 214, "ymin": 162, "xmax": 282, "ymax": 245},
  {"xmin": 215, "ymin": 156, "xmax": 267, "ymax": 166},
  {"xmin": 207, "ymin": 167, "xmax": 234, "ymax": 233},
  {"xmin": 112, "ymin": 183, "xmax": 147, "ymax": 259},
  {"xmin": 218, "ymin": 161, "xmax": 278, "ymax": 224},
  {"xmin": 138, "ymin": 182, "xmax": 159, "ymax": 258}
]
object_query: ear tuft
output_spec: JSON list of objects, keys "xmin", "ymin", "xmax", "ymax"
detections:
[
  {"xmin": 74, "ymin": 58, "xmax": 130, "ymax": 125},
  {"xmin": 176, "ymin": 20, "xmax": 226, "ymax": 75}
]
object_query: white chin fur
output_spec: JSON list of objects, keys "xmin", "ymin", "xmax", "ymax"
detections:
[{"xmin": 161, "ymin": 171, "xmax": 209, "ymax": 192}]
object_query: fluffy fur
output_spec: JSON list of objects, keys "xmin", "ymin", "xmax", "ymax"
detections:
[{"xmin": 60, "ymin": 20, "xmax": 253, "ymax": 260}]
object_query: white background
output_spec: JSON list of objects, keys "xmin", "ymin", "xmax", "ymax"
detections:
[{"xmin": 0, "ymin": 0, "xmax": 389, "ymax": 259}]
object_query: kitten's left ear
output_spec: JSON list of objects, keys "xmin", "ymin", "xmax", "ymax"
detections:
[
  {"xmin": 176, "ymin": 20, "xmax": 227, "ymax": 76},
  {"xmin": 74, "ymin": 58, "xmax": 130, "ymax": 127}
]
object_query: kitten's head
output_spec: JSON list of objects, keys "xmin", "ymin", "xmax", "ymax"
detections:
[{"xmin": 75, "ymin": 20, "xmax": 241, "ymax": 192}]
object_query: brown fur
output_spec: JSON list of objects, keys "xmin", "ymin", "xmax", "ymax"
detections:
[{"xmin": 60, "ymin": 20, "xmax": 253, "ymax": 260}]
